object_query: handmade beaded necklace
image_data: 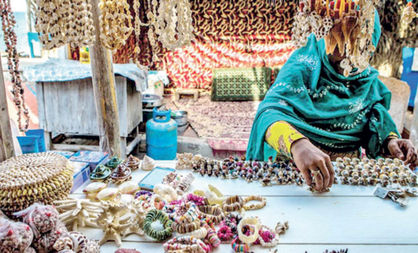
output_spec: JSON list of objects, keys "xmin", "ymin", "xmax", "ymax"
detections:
[{"xmin": 0, "ymin": 0, "xmax": 30, "ymax": 131}]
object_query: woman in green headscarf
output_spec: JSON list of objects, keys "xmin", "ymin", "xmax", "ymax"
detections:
[{"xmin": 246, "ymin": 1, "xmax": 417, "ymax": 192}]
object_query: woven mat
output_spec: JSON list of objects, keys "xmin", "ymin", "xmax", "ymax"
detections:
[{"xmin": 167, "ymin": 95, "xmax": 259, "ymax": 151}]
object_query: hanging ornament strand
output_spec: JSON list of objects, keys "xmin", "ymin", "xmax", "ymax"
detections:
[
  {"xmin": 99, "ymin": 0, "xmax": 133, "ymax": 50},
  {"xmin": 0, "ymin": 0, "xmax": 30, "ymax": 131},
  {"xmin": 133, "ymin": 0, "xmax": 148, "ymax": 70},
  {"xmin": 34, "ymin": 0, "xmax": 95, "ymax": 50}
]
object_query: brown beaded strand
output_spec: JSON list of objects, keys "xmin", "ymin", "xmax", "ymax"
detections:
[{"xmin": 0, "ymin": 0, "xmax": 30, "ymax": 131}]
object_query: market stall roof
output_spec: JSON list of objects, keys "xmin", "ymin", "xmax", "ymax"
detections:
[{"xmin": 22, "ymin": 59, "xmax": 147, "ymax": 92}]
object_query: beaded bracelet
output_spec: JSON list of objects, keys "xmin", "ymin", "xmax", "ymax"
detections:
[
  {"xmin": 196, "ymin": 205, "xmax": 225, "ymax": 224},
  {"xmin": 143, "ymin": 209, "xmax": 173, "ymax": 241},
  {"xmin": 225, "ymin": 213, "xmax": 243, "ymax": 225},
  {"xmin": 217, "ymin": 225, "xmax": 234, "ymax": 241},
  {"xmin": 231, "ymin": 237, "xmax": 250, "ymax": 253},
  {"xmin": 182, "ymin": 226, "xmax": 207, "ymax": 239},
  {"xmin": 163, "ymin": 236, "xmax": 208, "ymax": 253},
  {"xmin": 152, "ymin": 195, "xmax": 166, "ymax": 210},
  {"xmin": 243, "ymin": 196, "xmax": 267, "ymax": 211},
  {"xmin": 222, "ymin": 195, "xmax": 243, "ymax": 213},
  {"xmin": 169, "ymin": 203, "xmax": 199, "ymax": 224},
  {"xmin": 257, "ymin": 225, "xmax": 280, "ymax": 247},
  {"xmin": 135, "ymin": 190, "xmax": 153, "ymax": 199},
  {"xmin": 237, "ymin": 217, "xmax": 261, "ymax": 244},
  {"xmin": 203, "ymin": 223, "xmax": 221, "ymax": 248},
  {"xmin": 173, "ymin": 219, "xmax": 200, "ymax": 234},
  {"xmin": 186, "ymin": 194, "xmax": 208, "ymax": 206}
]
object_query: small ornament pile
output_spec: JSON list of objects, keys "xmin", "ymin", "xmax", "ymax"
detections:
[
  {"xmin": 177, "ymin": 153, "xmax": 304, "ymax": 186},
  {"xmin": 59, "ymin": 156, "xmax": 288, "ymax": 252},
  {"xmin": 0, "ymin": 153, "xmax": 73, "ymax": 216},
  {"xmin": 90, "ymin": 155, "xmax": 141, "ymax": 182},
  {"xmin": 177, "ymin": 153, "xmax": 418, "ymax": 193},
  {"xmin": 335, "ymin": 157, "xmax": 417, "ymax": 187},
  {"xmin": 0, "ymin": 203, "xmax": 99, "ymax": 253}
]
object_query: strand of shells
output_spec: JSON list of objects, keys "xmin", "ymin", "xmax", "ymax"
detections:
[
  {"xmin": 154, "ymin": 0, "xmax": 194, "ymax": 51},
  {"xmin": 176, "ymin": 154, "xmax": 304, "ymax": 187},
  {"xmin": 99, "ymin": 0, "xmax": 133, "ymax": 50},
  {"xmin": 0, "ymin": 153, "xmax": 73, "ymax": 215},
  {"xmin": 291, "ymin": 0, "xmax": 380, "ymax": 76},
  {"xmin": 176, "ymin": 153, "xmax": 418, "ymax": 190},
  {"xmin": 335, "ymin": 157, "xmax": 417, "ymax": 187},
  {"xmin": 0, "ymin": 0, "xmax": 30, "ymax": 131},
  {"xmin": 34, "ymin": 0, "xmax": 95, "ymax": 50}
]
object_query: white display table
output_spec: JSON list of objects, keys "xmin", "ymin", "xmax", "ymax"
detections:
[{"xmin": 71, "ymin": 161, "xmax": 418, "ymax": 253}]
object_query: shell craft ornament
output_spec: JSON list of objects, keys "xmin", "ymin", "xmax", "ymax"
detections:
[
  {"xmin": 141, "ymin": 155, "xmax": 156, "ymax": 171},
  {"xmin": 292, "ymin": 0, "xmax": 383, "ymax": 77},
  {"xmin": 0, "ymin": 153, "xmax": 73, "ymax": 216},
  {"xmin": 99, "ymin": 0, "xmax": 133, "ymax": 50},
  {"xmin": 124, "ymin": 155, "xmax": 141, "ymax": 171}
]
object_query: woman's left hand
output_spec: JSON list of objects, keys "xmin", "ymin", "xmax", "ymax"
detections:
[{"xmin": 387, "ymin": 139, "xmax": 417, "ymax": 168}]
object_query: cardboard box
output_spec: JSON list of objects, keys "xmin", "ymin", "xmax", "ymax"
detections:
[
  {"xmin": 70, "ymin": 161, "xmax": 90, "ymax": 193},
  {"xmin": 70, "ymin": 151, "xmax": 108, "ymax": 170}
]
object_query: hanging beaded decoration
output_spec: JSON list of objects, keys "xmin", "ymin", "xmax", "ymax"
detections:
[
  {"xmin": 154, "ymin": 0, "xmax": 194, "ymax": 51},
  {"xmin": 399, "ymin": 0, "xmax": 417, "ymax": 37},
  {"xmin": 292, "ymin": 0, "xmax": 385, "ymax": 77},
  {"xmin": 133, "ymin": 0, "xmax": 149, "ymax": 71},
  {"xmin": 34, "ymin": 0, "xmax": 95, "ymax": 50},
  {"xmin": 0, "ymin": 0, "xmax": 30, "ymax": 131},
  {"xmin": 99, "ymin": 0, "xmax": 133, "ymax": 50}
]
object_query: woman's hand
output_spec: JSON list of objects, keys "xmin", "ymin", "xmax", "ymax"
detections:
[
  {"xmin": 387, "ymin": 138, "xmax": 417, "ymax": 168},
  {"xmin": 291, "ymin": 138, "xmax": 335, "ymax": 192}
]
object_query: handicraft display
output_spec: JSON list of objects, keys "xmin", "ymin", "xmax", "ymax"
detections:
[{"xmin": 0, "ymin": 153, "xmax": 73, "ymax": 216}]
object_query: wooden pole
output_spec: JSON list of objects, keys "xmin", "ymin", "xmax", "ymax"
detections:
[
  {"xmin": 89, "ymin": 0, "xmax": 122, "ymax": 157},
  {"xmin": 0, "ymin": 60, "xmax": 15, "ymax": 161}
]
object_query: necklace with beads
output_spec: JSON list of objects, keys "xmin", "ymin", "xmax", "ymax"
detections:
[{"xmin": 0, "ymin": 0, "xmax": 30, "ymax": 131}]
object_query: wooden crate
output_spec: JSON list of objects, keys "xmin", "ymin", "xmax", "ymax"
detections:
[{"xmin": 36, "ymin": 76, "xmax": 142, "ymax": 155}]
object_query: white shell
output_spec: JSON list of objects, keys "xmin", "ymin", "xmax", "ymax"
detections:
[
  {"xmin": 96, "ymin": 188, "xmax": 119, "ymax": 201},
  {"xmin": 141, "ymin": 155, "xmax": 155, "ymax": 171},
  {"xmin": 83, "ymin": 182, "xmax": 107, "ymax": 194},
  {"xmin": 118, "ymin": 181, "xmax": 139, "ymax": 195}
]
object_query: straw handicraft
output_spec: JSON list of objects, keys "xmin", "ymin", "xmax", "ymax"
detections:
[{"xmin": 0, "ymin": 153, "xmax": 73, "ymax": 215}]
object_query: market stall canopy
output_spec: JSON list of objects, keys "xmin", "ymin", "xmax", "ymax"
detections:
[{"xmin": 21, "ymin": 59, "xmax": 148, "ymax": 92}]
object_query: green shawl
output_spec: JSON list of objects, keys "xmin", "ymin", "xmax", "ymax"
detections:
[{"xmin": 246, "ymin": 11, "xmax": 399, "ymax": 161}]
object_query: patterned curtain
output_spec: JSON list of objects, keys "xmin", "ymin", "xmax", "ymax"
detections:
[{"xmin": 113, "ymin": 0, "xmax": 298, "ymax": 89}]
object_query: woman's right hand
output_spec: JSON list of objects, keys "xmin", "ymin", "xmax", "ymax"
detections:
[{"xmin": 290, "ymin": 138, "xmax": 335, "ymax": 192}]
